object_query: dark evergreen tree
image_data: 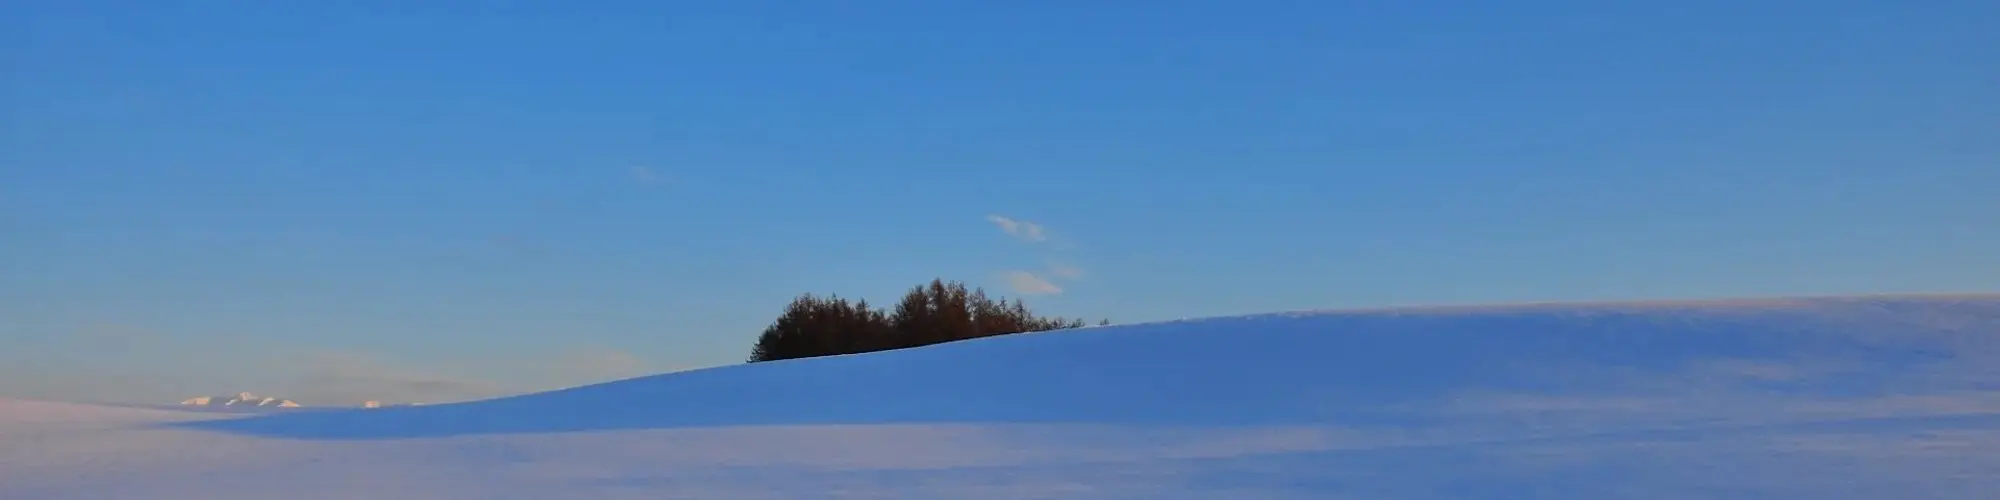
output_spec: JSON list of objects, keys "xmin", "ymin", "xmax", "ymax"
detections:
[
  {"xmin": 749, "ymin": 278, "xmax": 1106, "ymax": 362},
  {"xmin": 887, "ymin": 284, "xmax": 936, "ymax": 349},
  {"xmin": 748, "ymin": 294, "xmax": 830, "ymax": 362}
]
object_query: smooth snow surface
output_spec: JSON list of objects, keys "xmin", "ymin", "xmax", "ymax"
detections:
[{"xmin": 5, "ymin": 295, "xmax": 1998, "ymax": 499}]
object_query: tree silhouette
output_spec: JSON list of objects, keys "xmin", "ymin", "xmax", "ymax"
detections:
[
  {"xmin": 747, "ymin": 278, "xmax": 1109, "ymax": 362},
  {"xmin": 748, "ymin": 294, "xmax": 894, "ymax": 362}
]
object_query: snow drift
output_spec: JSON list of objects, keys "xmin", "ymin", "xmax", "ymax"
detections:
[
  {"xmin": 180, "ymin": 294, "xmax": 2000, "ymax": 439},
  {"xmin": 6, "ymin": 294, "xmax": 1998, "ymax": 499}
]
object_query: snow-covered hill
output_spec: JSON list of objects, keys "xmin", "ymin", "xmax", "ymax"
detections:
[
  {"xmin": 181, "ymin": 392, "xmax": 301, "ymax": 408},
  {"xmin": 4, "ymin": 294, "xmax": 1998, "ymax": 499}
]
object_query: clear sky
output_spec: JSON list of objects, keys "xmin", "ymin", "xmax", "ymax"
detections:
[{"xmin": 4, "ymin": 1, "xmax": 1995, "ymax": 405}]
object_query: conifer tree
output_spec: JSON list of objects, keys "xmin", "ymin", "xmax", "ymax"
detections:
[{"xmin": 750, "ymin": 278, "xmax": 1106, "ymax": 362}]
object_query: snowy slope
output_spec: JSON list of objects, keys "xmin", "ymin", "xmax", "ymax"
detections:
[
  {"xmin": 181, "ymin": 392, "xmax": 302, "ymax": 408},
  {"xmin": 4, "ymin": 294, "xmax": 1998, "ymax": 499}
]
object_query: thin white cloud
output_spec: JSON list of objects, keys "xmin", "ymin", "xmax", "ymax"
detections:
[
  {"xmin": 985, "ymin": 215, "xmax": 1047, "ymax": 243},
  {"xmin": 980, "ymin": 217, "xmax": 1087, "ymax": 293},
  {"xmin": 1001, "ymin": 271, "xmax": 1064, "ymax": 295},
  {"xmin": 1047, "ymin": 261, "xmax": 1086, "ymax": 279},
  {"xmin": 630, "ymin": 166, "xmax": 662, "ymax": 183}
]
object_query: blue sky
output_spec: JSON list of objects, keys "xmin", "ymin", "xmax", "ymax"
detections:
[{"xmin": 4, "ymin": 1, "xmax": 1995, "ymax": 404}]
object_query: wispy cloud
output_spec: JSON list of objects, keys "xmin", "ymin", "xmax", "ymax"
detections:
[
  {"xmin": 1001, "ymin": 271, "xmax": 1064, "ymax": 295},
  {"xmin": 985, "ymin": 215, "xmax": 1047, "ymax": 243},
  {"xmin": 629, "ymin": 166, "xmax": 662, "ymax": 184},
  {"xmin": 982, "ymin": 216, "xmax": 1090, "ymax": 294},
  {"xmin": 1047, "ymin": 261, "xmax": 1086, "ymax": 279}
]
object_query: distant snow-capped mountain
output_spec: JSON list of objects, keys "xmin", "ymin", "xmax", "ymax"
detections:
[{"xmin": 181, "ymin": 392, "xmax": 301, "ymax": 408}]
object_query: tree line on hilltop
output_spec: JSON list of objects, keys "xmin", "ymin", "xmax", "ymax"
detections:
[{"xmin": 749, "ymin": 279, "xmax": 1108, "ymax": 362}]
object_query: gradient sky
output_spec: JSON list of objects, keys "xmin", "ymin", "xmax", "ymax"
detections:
[{"xmin": 4, "ymin": 1, "xmax": 1996, "ymax": 405}]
